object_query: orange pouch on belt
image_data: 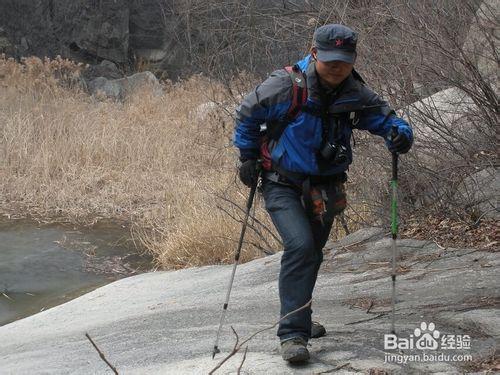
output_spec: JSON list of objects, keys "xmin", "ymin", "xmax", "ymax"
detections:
[{"xmin": 306, "ymin": 182, "xmax": 347, "ymax": 224}]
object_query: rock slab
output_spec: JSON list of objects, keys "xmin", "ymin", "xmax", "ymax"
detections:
[{"xmin": 0, "ymin": 228, "xmax": 498, "ymax": 374}]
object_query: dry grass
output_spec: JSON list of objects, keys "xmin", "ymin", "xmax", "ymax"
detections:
[
  {"xmin": 0, "ymin": 55, "xmax": 275, "ymax": 269},
  {"xmin": 0, "ymin": 56, "xmax": 388, "ymax": 270}
]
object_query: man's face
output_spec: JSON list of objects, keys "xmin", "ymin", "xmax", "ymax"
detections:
[{"xmin": 312, "ymin": 49, "xmax": 354, "ymax": 87}]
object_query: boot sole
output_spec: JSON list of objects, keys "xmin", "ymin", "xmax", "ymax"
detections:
[
  {"xmin": 310, "ymin": 326, "xmax": 326, "ymax": 338},
  {"xmin": 311, "ymin": 322, "xmax": 327, "ymax": 338},
  {"xmin": 282, "ymin": 349, "xmax": 310, "ymax": 363}
]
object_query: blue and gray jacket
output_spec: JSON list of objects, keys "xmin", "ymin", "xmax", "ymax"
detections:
[{"xmin": 234, "ymin": 55, "xmax": 413, "ymax": 177}]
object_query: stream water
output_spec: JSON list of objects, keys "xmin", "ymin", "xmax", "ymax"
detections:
[{"xmin": 0, "ymin": 219, "xmax": 152, "ymax": 326}]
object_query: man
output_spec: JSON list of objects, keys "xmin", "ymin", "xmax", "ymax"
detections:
[{"xmin": 233, "ymin": 24, "xmax": 413, "ymax": 363}]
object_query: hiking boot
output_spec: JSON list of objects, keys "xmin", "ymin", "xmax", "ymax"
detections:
[
  {"xmin": 311, "ymin": 321, "xmax": 326, "ymax": 338},
  {"xmin": 280, "ymin": 337, "xmax": 310, "ymax": 363}
]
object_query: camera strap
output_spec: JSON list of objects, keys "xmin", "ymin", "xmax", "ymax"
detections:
[
  {"xmin": 315, "ymin": 70, "xmax": 331, "ymax": 146},
  {"xmin": 315, "ymin": 68, "xmax": 345, "ymax": 146},
  {"xmin": 315, "ymin": 68, "xmax": 345, "ymax": 173}
]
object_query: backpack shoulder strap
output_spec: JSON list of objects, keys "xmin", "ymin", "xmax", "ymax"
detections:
[
  {"xmin": 285, "ymin": 65, "xmax": 308, "ymax": 119},
  {"xmin": 267, "ymin": 65, "xmax": 307, "ymax": 142}
]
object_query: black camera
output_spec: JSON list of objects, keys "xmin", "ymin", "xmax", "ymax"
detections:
[{"xmin": 319, "ymin": 142, "xmax": 349, "ymax": 165}]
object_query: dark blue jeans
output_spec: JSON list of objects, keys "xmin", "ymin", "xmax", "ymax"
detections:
[{"xmin": 262, "ymin": 179, "xmax": 333, "ymax": 342}]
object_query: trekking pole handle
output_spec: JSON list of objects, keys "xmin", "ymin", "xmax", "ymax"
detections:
[
  {"xmin": 255, "ymin": 158, "xmax": 263, "ymax": 174},
  {"xmin": 246, "ymin": 159, "xmax": 263, "ymax": 208}
]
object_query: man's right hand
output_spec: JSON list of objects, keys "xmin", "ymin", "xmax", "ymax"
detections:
[{"xmin": 239, "ymin": 159, "xmax": 259, "ymax": 187}]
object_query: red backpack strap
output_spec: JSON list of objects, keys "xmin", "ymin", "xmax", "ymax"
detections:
[
  {"xmin": 285, "ymin": 65, "xmax": 308, "ymax": 121},
  {"xmin": 265, "ymin": 65, "xmax": 308, "ymax": 144},
  {"xmin": 260, "ymin": 65, "xmax": 308, "ymax": 172}
]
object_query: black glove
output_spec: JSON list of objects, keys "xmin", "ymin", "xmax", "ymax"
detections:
[
  {"xmin": 389, "ymin": 129, "xmax": 412, "ymax": 154},
  {"xmin": 239, "ymin": 159, "xmax": 259, "ymax": 187}
]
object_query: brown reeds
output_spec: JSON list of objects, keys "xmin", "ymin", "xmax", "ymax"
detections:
[{"xmin": 0, "ymin": 56, "xmax": 276, "ymax": 268}]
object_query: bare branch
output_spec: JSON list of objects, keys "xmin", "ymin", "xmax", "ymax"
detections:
[
  {"xmin": 85, "ymin": 333, "xmax": 119, "ymax": 375},
  {"xmin": 237, "ymin": 346, "xmax": 249, "ymax": 375}
]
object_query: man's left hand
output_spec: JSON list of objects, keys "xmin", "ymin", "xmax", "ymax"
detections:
[
  {"xmin": 239, "ymin": 159, "xmax": 259, "ymax": 187},
  {"xmin": 389, "ymin": 129, "xmax": 412, "ymax": 154}
]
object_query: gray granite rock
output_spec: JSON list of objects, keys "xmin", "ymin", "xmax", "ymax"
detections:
[
  {"xmin": 457, "ymin": 167, "xmax": 499, "ymax": 220},
  {"xmin": 82, "ymin": 60, "xmax": 123, "ymax": 81},
  {"xmin": 88, "ymin": 71, "xmax": 162, "ymax": 100},
  {"xmin": 463, "ymin": 0, "xmax": 499, "ymax": 83},
  {"xmin": 0, "ymin": 227, "xmax": 497, "ymax": 374},
  {"xmin": 439, "ymin": 309, "xmax": 500, "ymax": 340}
]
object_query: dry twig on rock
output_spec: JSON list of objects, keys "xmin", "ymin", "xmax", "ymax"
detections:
[
  {"xmin": 209, "ymin": 299, "xmax": 313, "ymax": 374},
  {"xmin": 237, "ymin": 346, "xmax": 249, "ymax": 375},
  {"xmin": 85, "ymin": 333, "xmax": 119, "ymax": 375}
]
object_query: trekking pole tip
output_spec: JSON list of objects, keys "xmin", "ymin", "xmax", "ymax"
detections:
[{"xmin": 212, "ymin": 346, "xmax": 220, "ymax": 359}]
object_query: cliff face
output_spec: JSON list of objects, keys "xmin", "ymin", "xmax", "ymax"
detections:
[
  {"xmin": 0, "ymin": 0, "xmax": 311, "ymax": 79},
  {"xmin": 0, "ymin": 0, "xmax": 186, "ymax": 77},
  {"xmin": 1, "ymin": 1, "xmax": 125, "ymax": 61}
]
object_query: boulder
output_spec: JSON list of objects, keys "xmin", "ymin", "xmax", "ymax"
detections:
[
  {"xmin": 82, "ymin": 60, "xmax": 123, "ymax": 81},
  {"xmin": 402, "ymin": 87, "xmax": 476, "ymax": 148},
  {"xmin": 462, "ymin": 0, "xmax": 499, "ymax": 87},
  {"xmin": 457, "ymin": 167, "xmax": 500, "ymax": 219},
  {"xmin": 192, "ymin": 101, "xmax": 219, "ymax": 122},
  {"xmin": 88, "ymin": 71, "xmax": 162, "ymax": 100}
]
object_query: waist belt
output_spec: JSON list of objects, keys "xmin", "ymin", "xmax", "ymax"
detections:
[
  {"xmin": 265, "ymin": 168, "xmax": 347, "ymax": 226},
  {"xmin": 263, "ymin": 171, "xmax": 295, "ymax": 186},
  {"xmin": 270, "ymin": 163, "xmax": 347, "ymax": 185}
]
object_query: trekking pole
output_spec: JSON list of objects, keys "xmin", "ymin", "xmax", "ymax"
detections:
[
  {"xmin": 390, "ymin": 128, "xmax": 399, "ymax": 335},
  {"xmin": 339, "ymin": 212, "xmax": 350, "ymax": 235},
  {"xmin": 212, "ymin": 162, "xmax": 262, "ymax": 359}
]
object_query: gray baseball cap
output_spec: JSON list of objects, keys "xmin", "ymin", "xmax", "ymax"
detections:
[{"xmin": 313, "ymin": 24, "xmax": 358, "ymax": 63}]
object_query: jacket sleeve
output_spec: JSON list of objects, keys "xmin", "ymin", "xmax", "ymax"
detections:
[
  {"xmin": 354, "ymin": 86, "xmax": 413, "ymax": 149},
  {"xmin": 233, "ymin": 70, "xmax": 293, "ymax": 159}
]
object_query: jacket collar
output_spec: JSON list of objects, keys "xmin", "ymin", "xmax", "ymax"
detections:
[{"xmin": 305, "ymin": 60, "xmax": 359, "ymax": 104}]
